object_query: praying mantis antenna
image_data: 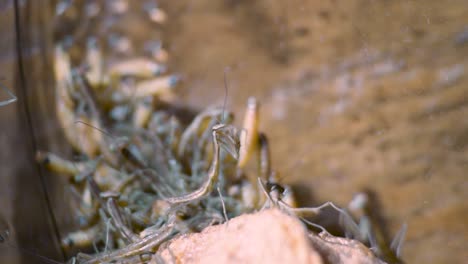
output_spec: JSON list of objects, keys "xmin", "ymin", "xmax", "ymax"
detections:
[{"xmin": 222, "ymin": 67, "xmax": 230, "ymax": 124}]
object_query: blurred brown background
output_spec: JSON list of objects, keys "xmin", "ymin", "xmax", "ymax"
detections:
[
  {"xmin": 0, "ymin": 0, "xmax": 467, "ymax": 263},
  {"xmin": 160, "ymin": 1, "xmax": 468, "ymax": 263}
]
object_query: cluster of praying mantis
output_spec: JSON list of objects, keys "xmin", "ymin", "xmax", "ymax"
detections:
[{"xmin": 0, "ymin": 1, "xmax": 407, "ymax": 263}]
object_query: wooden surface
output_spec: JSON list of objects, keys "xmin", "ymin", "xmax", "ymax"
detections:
[{"xmin": 0, "ymin": 1, "xmax": 68, "ymax": 263}]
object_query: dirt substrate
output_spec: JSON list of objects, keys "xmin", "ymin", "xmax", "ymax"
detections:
[{"xmin": 158, "ymin": 1, "xmax": 468, "ymax": 263}]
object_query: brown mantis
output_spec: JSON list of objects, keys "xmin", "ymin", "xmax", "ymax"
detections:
[
  {"xmin": 257, "ymin": 176, "xmax": 361, "ymax": 236},
  {"xmin": 80, "ymin": 213, "xmax": 175, "ymax": 264},
  {"xmin": 165, "ymin": 123, "xmax": 229, "ymax": 205}
]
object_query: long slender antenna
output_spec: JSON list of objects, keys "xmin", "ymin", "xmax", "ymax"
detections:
[
  {"xmin": 222, "ymin": 68, "xmax": 229, "ymax": 124},
  {"xmin": 74, "ymin": 120, "xmax": 115, "ymax": 139}
]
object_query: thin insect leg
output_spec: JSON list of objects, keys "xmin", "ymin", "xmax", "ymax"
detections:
[
  {"xmin": 83, "ymin": 215, "xmax": 176, "ymax": 264},
  {"xmin": 346, "ymin": 192, "xmax": 373, "ymax": 241},
  {"xmin": 368, "ymin": 231, "xmax": 379, "ymax": 253},
  {"xmin": 76, "ymin": 252, "xmax": 93, "ymax": 262},
  {"xmin": 106, "ymin": 197, "xmax": 140, "ymax": 243},
  {"xmin": 119, "ymin": 148, "xmax": 171, "ymax": 196},
  {"xmin": 74, "ymin": 70, "xmax": 105, "ymax": 123},
  {"xmin": 355, "ymin": 216, "xmax": 372, "ymax": 241},
  {"xmin": 84, "ymin": 170, "xmax": 106, "ymax": 206},
  {"xmin": 258, "ymin": 133, "xmax": 271, "ymax": 181},
  {"xmin": 139, "ymin": 171, "xmax": 168, "ymax": 197},
  {"xmin": 300, "ymin": 217, "xmax": 331, "ymax": 235},
  {"xmin": 197, "ymin": 118, "xmax": 218, "ymax": 150},
  {"xmin": 94, "ymin": 187, "xmax": 139, "ymax": 243},
  {"xmin": 113, "ymin": 173, "xmax": 137, "ymax": 192},
  {"xmin": 253, "ymin": 133, "xmax": 273, "ymax": 208},
  {"xmin": 283, "ymin": 200, "xmax": 361, "ymax": 237},
  {"xmin": 129, "ymin": 128, "xmax": 174, "ymax": 174},
  {"xmin": 354, "ymin": 190, "xmax": 404, "ymax": 263},
  {"xmin": 167, "ymin": 122, "xmax": 240, "ymax": 204},
  {"xmin": 215, "ymin": 124, "xmax": 240, "ymax": 161},
  {"xmin": 120, "ymin": 144, "xmax": 164, "ymax": 191},
  {"xmin": 119, "ymin": 204, "xmax": 132, "ymax": 223},
  {"xmin": 104, "ymin": 218, "xmax": 112, "ymax": 252},
  {"xmin": 68, "ymin": 185, "xmax": 95, "ymax": 221},
  {"xmin": 390, "ymin": 222, "xmax": 407, "ymax": 258},
  {"xmin": 73, "ymin": 120, "xmax": 114, "ymax": 139},
  {"xmin": 178, "ymin": 108, "xmax": 224, "ymax": 157},
  {"xmin": 72, "ymin": 119, "xmax": 128, "ymax": 164},
  {"xmin": 257, "ymin": 178, "xmax": 275, "ymax": 209},
  {"xmin": 0, "ymin": 81, "xmax": 17, "ymax": 107},
  {"xmin": 217, "ymin": 186, "xmax": 229, "ymax": 223},
  {"xmin": 288, "ymin": 201, "xmax": 345, "ymax": 216},
  {"xmin": 91, "ymin": 239, "xmax": 99, "ymax": 254},
  {"xmin": 340, "ymin": 212, "xmax": 368, "ymax": 242},
  {"xmin": 67, "ymin": 257, "xmax": 77, "ymax": 264},
  {"xmin": 75, "ymin": 73, "xmax": 120, "ymax": 166},
  {"xmin": 120, "ymin": 146, "xmax": 148, "ymax": 168}
]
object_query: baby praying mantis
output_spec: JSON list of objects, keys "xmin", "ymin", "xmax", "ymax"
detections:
[
  {"xmin": 177, "ymin": 107, "xmax": 228, "ymax": 157},
  {"xmin": 257, "ymin": 177, "xmax": 361, "ymax": 236},
  {"xmin": 80, "ymin": 213, "xmax": 176, "ymax": 264},
  {"xmin": 348, "ymin": 192, "xmax": 407, "ymax": 264},
  {"xmin": 173, "ymin": 95, "xmax": 278, "ymax": 209},
  {"xmin": 165, "ymin": 123, "xmax": 231, "ymax": 205},
  {"xmin": 167, "ymin": 95, "xmax": 277, "ymax": 211}
]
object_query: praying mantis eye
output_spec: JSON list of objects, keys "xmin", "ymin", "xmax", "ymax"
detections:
[{"xmin": 266, "ymin": 182, "xmax": 286, "ymax": 196}]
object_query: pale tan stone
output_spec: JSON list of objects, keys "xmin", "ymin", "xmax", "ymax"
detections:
[{"xmin": 154, "ymin": 209, "xmax": 384, "ymax": 264}]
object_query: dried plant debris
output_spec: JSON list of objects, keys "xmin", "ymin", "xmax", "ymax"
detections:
[{"xmin": 37, "ymin": 1, "xmax": 407, "ymax": 263}]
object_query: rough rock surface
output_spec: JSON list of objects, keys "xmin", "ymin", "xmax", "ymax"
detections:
[{"xmin": 154, "ymin": 209, "xmax": 383, "ymax": 264}]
